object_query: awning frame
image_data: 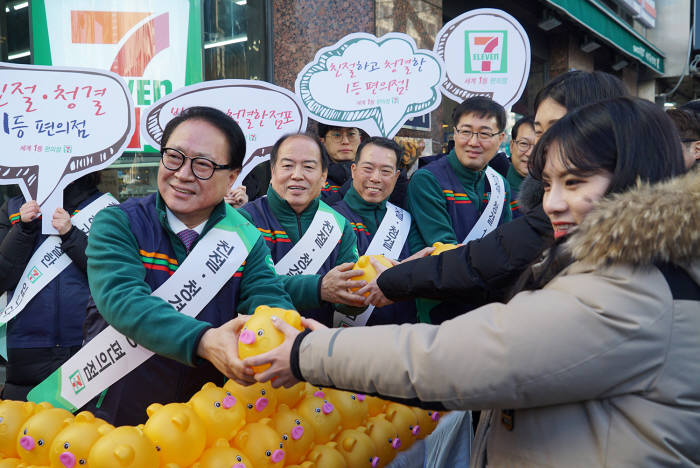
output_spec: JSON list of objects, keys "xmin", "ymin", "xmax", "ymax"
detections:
[{"xmin": 544, "ymin": 0, "xmax": 665, "ymax": 74}]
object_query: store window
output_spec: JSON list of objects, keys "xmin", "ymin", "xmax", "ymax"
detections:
[
  {"xmin": 100, "ymin": 0, "xmax": 269, "ymax": 202},
  {"xmin": 203, "ymin": 0, "xmax": 268, "ymax": 81}
]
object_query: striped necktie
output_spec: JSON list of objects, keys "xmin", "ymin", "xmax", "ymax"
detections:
[{"xmin": 177, "ymin": 229, "xmax": 199, "ymax": 253}]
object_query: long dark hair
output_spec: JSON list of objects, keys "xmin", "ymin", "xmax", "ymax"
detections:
[
  {"xmin": 534, "ymin": 70, "xmax": 629, "ymax": 113},
  {"xmin": 530, "ymin": 97, "xmax": 686, "ymax": 193},
  {"xmin": 514, "ymin": 97, "xmax": 686, "ymax": 294}
]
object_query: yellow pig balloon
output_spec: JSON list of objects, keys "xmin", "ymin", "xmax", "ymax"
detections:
[
  {"xmin": 188, "ymin": 382, "xmax": 246, "ymax": 447},
  {"xmin": 143, "ymin": 402, "xmax": 206, "ymax": 467},
  {"xmin": 16, "ymin": 406, "xmax": 74, "ymax": 466},
  {"xmin": 350, "ymin": 256, "xmax": 394, "ymax": 296},
  {"xmin": 431, "ymin": 242, "xmax": 460, "ymax": 255},
  {"xmin": 49, "ymin": 411, "xmax": 113, "ymax": 468},
  {"xmin": 87, "ymin": 425, "xmax": 158, "ymax": 468},
  {"xmin": 0, "ymin": 400, "xmax": 49, "ymax": 459},
  {"xmin": 238, "ymin": 306, "xmax": 304, "ymax": 373},
  {"xmin": 192, "ymin": 438, "xmax": 253, "ymax": 468}
]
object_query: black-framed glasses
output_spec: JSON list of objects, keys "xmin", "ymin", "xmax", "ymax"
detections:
[
  {"xmin": 454, "ymin": 127, "xmax": 502, "ymax": 141},
  {"xmin": 160, "ymin": 147, "xmax": 231, "ymax": 180},
  {"xmin": 513, "ymin": 139, "xmax": 534, "ymax": 152},
  {"xmin": 681, "ymin": 138, "xmax": 698, "ymax": 143},
  {"xmin": 327, "ymin": 129, "xmax": 361, "ymax": 141}
]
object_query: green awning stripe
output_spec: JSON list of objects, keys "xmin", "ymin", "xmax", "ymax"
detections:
[{"xmin": 545, "ymin": 0, "xmax": 664, "ymax": 74}]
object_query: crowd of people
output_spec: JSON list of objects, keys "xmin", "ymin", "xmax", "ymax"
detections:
[{"xmin": 0, "ymin": 70, "xmax": 698, "ymax": 466}]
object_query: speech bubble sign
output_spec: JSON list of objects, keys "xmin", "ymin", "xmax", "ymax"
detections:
[
  {"xmin": 140, "ymin": 79, "xmax": 307, "ymax": 187},
  {"xmin": 295, "ymin": 32, "xmax": 445, "ymax": 138},
  {"xmin": 0, "ymin": 62, "xmax": 134, "ymax": 230},
  {"xmin": 434, "ymin": 9, "xmax": 531, "ymax": 108}
]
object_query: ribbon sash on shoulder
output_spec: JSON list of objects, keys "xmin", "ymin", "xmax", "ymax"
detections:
[
  {"xmin": 364, "ymin": 202, "xmax": 411, "ymax": 260},
  {"xmin": 333, "ymin": 203, "xmax": 411, "ymax": 328},
  {"xmin": 274, "ymin": 203, "xmax": 342, "ymax": 276},
  {"xmin": 463, "ymin": 166, "xmax": 505, "ymax": 243},
  {"xmin": 28, "ymin": 218, "xmax": 250, "ymax": 412},
  {"xmin": 0, "ymin": 193, "xmax": 119, "ymax": 325}
]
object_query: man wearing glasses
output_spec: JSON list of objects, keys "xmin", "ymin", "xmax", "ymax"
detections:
[
  {"xmin": 84, "ymin": 107, "xmax": 294, "ymax": 425},
  {"xmin": 506, "ymin": 116, "xmax": 536, "ymax": 218},
  {"xmin": 406, "ymin": 96, "xmax": 512, "ymax": 324},
  {"xmin": 318, "ymin": 124, "xmax": 363, "ymax": 204}
]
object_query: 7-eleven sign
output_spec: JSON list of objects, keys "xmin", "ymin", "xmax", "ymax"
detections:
[
  {"xmin": 465, "ymin": 31, "xmax": 508, "ymax": 73},
  {"xmin": 31, "ymin": 0, "xmax": 202, "ymax": 152}
]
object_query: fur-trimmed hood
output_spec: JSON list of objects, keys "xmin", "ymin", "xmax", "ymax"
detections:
[{"xmin": 567, "ymin": 169, "xmax": 699, "ymax": 267}]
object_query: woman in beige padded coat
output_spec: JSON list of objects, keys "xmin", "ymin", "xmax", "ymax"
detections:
[{"xmin": 242, "ymin": 97, "xmax": 699, "ymax": 467}]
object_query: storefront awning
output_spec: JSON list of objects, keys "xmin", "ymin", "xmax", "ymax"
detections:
[{"xmin": 544, "ymin": 0, "xmax": 665, "ymax": 74}]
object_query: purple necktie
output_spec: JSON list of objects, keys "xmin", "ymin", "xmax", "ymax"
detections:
[{"xmin": 177, "ymin": 229, "xmax": 199, "ymax": 253}]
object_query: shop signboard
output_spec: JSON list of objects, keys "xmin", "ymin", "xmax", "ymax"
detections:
[
  {"xmin": 31, "ymin": 0, "xmax": 202, "ymax": 152},
  {"xmin": 638, "ymin": 0, "xmax": 656, "ymax": 28},
  {"xmin": 434, "ymin": 8, "xmax": 531, "ymax": 109}
]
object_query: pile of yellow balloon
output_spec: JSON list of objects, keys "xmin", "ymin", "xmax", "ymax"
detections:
[{"xmin": 0, "ymin": 307, "xmax": 444, "ymax": 467}]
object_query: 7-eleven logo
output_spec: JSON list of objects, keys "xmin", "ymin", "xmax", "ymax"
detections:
[
  {"xmin": 69, "ymin": 369, "xmax": 86, "ymax": 394},
  {"xmin": 71, "ymin": 10, "xmax": 171, "ymax": 149},
  {"xmin": 27, "ymin": 266, "xmax": 42, "ymax": 284},
  {"xmin": 465, "ymin": 31, "xmax": 508, "ymax": 73}
]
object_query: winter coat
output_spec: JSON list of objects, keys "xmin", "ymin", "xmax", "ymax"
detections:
[
  {"xmin": 293, "ymin": 169, "xmax": 700, "ymax": 467},
  {"xmin": 377, "ymin": 176, "xmax": 552, "ymax": 309}
]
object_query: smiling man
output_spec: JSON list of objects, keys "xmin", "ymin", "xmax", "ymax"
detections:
[
  {"xmin": 331, "ymin": 137, "xmax": 417, "ymax": 326},
  {"xmin": 506, "ymin": 116, "xmax": 536, "ymax": 218},
  {"xmin": 406, "ymin": 96, "xmax": 512, "ymax": 323},
  {"xmin": 84, "ymin": 107, "xmax": 294, "ymax": 425},
  {"xmin": 239, "ymin": 133, "xmax": 366, "ymax": 326}
]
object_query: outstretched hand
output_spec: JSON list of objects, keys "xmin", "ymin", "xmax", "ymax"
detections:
[
  {"xmin": 197, "ymin": 314, "xmax": 256, "ymax": 386},
  {"xmin": 243, "ymin": 316, "xmax": 326, "ymax": 388},
  {"xmin": 321, "ymin": 262, "xmax": 367, "ymax": 306},
  {"xmin": 357, "ymin": 247, "xmax": 435, "ymax": 306}
]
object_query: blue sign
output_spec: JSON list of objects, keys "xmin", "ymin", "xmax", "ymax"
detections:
[{"xmin": 402, "ymin": 113, "xmax": 431, "ymax": 131}]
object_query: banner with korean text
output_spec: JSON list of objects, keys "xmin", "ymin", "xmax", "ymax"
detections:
[
  {"xmin": 296, "ymin": 32, "xmax": 445, "ymax": 138},
  {"xmin": 31, "ymin": 0, "xmax": 202, "ymax": 152},
  {"xmin": 0, "ymin": 63, "xmax": 134, "ymax": 231},
  {"xmin": 141, "ymin": 80, "xmax": 308, "ymax": 187}
]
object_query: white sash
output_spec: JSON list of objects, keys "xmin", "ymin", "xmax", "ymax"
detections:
[
  {"xmin": 0, "ymin": 193, "xmax": 119, "ymax": 325},
  {"xmin": 365, "ymin": 202, "xmax": 411, "ymax": 260},
  {"xmin": 27, "ymin": 221, "xmax": 250, "ymax": 411},
  {"xmin": 274, "ymin": 203, "xmax": 342, "ymax": 276},
  {"xmin": 333, "ymin": 203, "xmax": 411, "ymax": 328},
  {"xmin": 463, "ymin": 166, "xmax": 506, "ymax": 243}
]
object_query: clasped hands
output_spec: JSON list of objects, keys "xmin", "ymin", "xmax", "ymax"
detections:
[
  {"xmin": 197, "ymin": 246, "xmax": 435, "ymax": 387},
  {"xmin": 197, "ymin": 313, "xmax": 325, "ymax": 388}
]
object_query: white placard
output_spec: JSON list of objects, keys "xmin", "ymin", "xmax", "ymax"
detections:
[
  {"xmin": 0, "ymin": 63, "xmax": 134, "ymax": 232},
  {"xmin": 434, "ymin": 8, "xmax": 531, "ymax": 108},
  {"xmin": 296, "ymin": 32, "xmax": 445, "ymax": 138},
  {"xmin": 140, "ymin": 80, "xmax": 308, "ymax": 187}
]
